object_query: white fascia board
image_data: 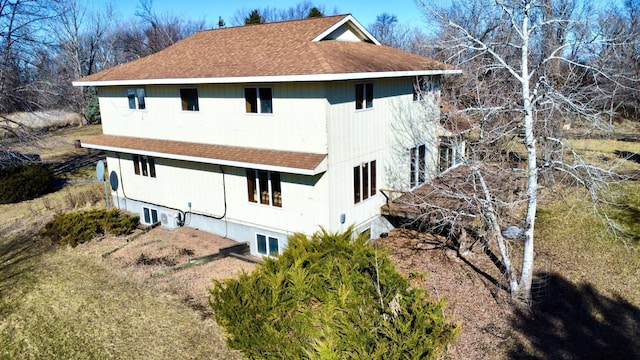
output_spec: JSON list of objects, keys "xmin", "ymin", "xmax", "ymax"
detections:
[
  {"xmin": 72, "ymin": 69, "xmax": 462, "ymax": 87},
  {"xmin": 312, "ymin": 14, "xmax": 381, "ymax": 45},
  {"xmin": 83, "ymin": 142, "xmax": 327, "ymax": 176}
]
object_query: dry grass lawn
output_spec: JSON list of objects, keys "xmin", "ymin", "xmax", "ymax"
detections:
[
  {"xmin": 2, "ymin": 120, "xmax": 639, "ymax": 359},
  {"xmin": 1, "ymin": 123, "xmax": 245, "ymax": 360}
]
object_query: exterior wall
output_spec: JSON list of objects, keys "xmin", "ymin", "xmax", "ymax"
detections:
[
  {"xmin": 98, "ymin": 75, "xmax": 442, "ymax": 252},
  {"xmin": 105, "ymin": 151, "xmax": 330, "ymax": 255},
  {"xmin": 97, "ymin": 82, "xmax": 329, "ymax": 154},
  {"xmin": 323, "ymin": 77, "xmax": 441, "ymax": 237},
  {"xmin": 385, "ymin": 76, "xmax": 442, "ymax": 190}
]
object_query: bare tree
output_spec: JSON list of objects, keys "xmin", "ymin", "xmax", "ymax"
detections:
[
  {"xmin": 406, "ymin": 0, "xmax": 636, "ymax": 302},
  {"xmin": 595, "ymin": 0, "xmax": 640, "ymax": 121},
  {"xmin": 133, "ymin": 0, "xmax": 204, "ymax": 56},
  {"xmin": 0, "ymin": 0, "xmax": 57, "ymax": 156},
  {"xmin": 367, "ymin": 13, "xmax": 428, "ymax": 53},
  {"xmin": 48, "ymin": 0, "xmax": 113, "ymax": 121}
]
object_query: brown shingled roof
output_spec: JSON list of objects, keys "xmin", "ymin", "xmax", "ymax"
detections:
[
  {"xmin": 82, "ymin": 135, "xmax": 327, "ymax": 174},
  {"xmin": 75, "ymin": 15, "xmax": 453, "ymax": 83}
]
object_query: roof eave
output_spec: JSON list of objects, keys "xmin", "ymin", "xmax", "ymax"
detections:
[
  {"xmin": 82, "ymin": 142, "xmax": 327, "ymax": 176},
  {"xmin": 72, "ymin": 69, "xmax": 463, "ymax": 87}
]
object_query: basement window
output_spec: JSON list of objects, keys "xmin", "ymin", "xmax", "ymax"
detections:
[
  {"xmin": 180, "ymin": 88, "xmax": 199, "ymax": 111},
  {"xmin": 142, "ymin": 207, "xmax": 158, "ymax": 225},
  {"xmin": 256, "ymin": 233, "xmax": 279, "ymax": 256}
]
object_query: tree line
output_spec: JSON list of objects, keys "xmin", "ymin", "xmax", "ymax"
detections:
[{"xmin": 0, "ymin": 0, "xmax": 332, "ymax": 123}]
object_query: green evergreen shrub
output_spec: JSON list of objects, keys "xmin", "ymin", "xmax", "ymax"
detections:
[
  {"xmin": 102, "ymin": 209, "xmax": 139, "ymax": 236},
  {"xmin": 0, "ymin": 163, "xmax": 55, "ymax": 204},
  {"xmin": 83, "ymin": 86, "xmax": 101, "ymax": 124},
  {"xmin": 209, "ymin": 229, "xmax": 459, "ymax": 359},
  {"xmin": 41, "ymin": 209, "xmax": 139, "ymax": 247}
]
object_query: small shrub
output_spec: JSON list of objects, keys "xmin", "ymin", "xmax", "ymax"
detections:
[
  {"xmin": 209, "ymin": 229, "xmax": 459, "ymax": 359},
  {"xmin": 0, "ymin": 163, "xmax": 55, "ymax": 204},
  {"xmin": 102, "ymin": 209, "xmax": 139, "ymax": 236},
  {"xmin": 41, "ymin": 209, "xmax": 139, "ymax": 247}
]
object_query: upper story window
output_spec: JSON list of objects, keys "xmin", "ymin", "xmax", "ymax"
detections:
[
  {"xmin": 180, "ymin": 88, "xmax": 199, "ymax": 111},
  {"xmin": 133, "ymin": 154, "xmax": 156, "ymax": 178},
  {"xmin": 127, "ymin": 88, "xmax": 145, "ymax": 110},
  {"xmin": 245, "ymin": 87, "xmax": 273, "ymax": 114},
  {"xmin": 246, "ymin": 169, "xmax": 281, "ymax": 207},
  {"xmin": 354, "ymin": 160, "xmax": 376, "ymax": 204},
  {"xmin": 413, "ymin": 76, "xmax": 440, "ymax": 101},
  {"xmin": 355, "ymin": 83, "xmax": 373, "ymax": 110}
]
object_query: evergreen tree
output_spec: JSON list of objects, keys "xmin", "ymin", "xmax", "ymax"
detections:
[
  {"xmin": 307, "ymin": 7, "xmax": 324, "ymax": 18},
  {"xmin": 245, "ymin": 10, "xmax": 264, "ymax": 25}
]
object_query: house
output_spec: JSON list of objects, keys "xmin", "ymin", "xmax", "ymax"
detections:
[{"xmin": 73, "ymin": 14, "xmax": 460, "ymax": 256}]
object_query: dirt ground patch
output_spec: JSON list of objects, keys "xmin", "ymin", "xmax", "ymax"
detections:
[
  {"xmin": 87, "ymin": 227, "xmax": 257, "ymax": 316},
  {"xmin": 380, "ymin": 229, "xmax": 520, "ymax": 359}
]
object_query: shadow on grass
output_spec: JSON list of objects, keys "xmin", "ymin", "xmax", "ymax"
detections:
[
  {"xmin": 510, "ymin": 272, "xmax": 640, "ymax": 360},
  {"xmin": 0, "ymin": 233, "xmax": 50, "ymax": 315},
  {"xmin": 614, "ymin": 150, "xmax": 640, "ymax": 164},
  {"xmin": 51, "ymin": 149, "xmax": 105, "ymax": 175}
]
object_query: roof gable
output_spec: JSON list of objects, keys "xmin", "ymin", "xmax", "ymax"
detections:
[
  {"xmin": 312, "ymin": 14, "xmax": 380, "ymax": 44},
  {"xmin": 74, "ymin": 15, "xmax": 458, "ymax": 86}
]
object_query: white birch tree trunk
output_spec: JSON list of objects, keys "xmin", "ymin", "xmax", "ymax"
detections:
[{"xmin": 518, "ymin": 0, "xmax": 537, "ymax": 300}]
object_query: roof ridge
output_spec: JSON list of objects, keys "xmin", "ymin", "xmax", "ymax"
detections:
[{"xmin": 195, "ymin": 13, "xmax": 350, "ymax": 34}]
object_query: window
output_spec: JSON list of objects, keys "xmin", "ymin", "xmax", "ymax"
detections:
[
  {"xmin": 413, "ymin": 76, "xmax": 440, "ymax": 101},
  {"xmin": 409, "ymin": 144, "xmax": 427, "ymax": 188},
  {"xmin": 355, "ymin": 83, "xmax": 374, "ymax": 110},
  {"xmin": 180, "ymin": 88, "xmax": 199, "ymax": 111},
  {"xmin": 245, "ymin": 87, "xmax": 273, "ymax": 113},
  {"xmin": 246, "ymin": 169, "xmax": 282, "ymax": 207},
  {"xmin": 256, "ymin": 234, "xmax": 279, "ymax": 256},
  {"xmin": 142, "ymin": 207, "xmax": 158, "ymax": 224},
  {"xmin": 132, "ymin": 154, "xmax": 156, "ymax": 178},
  {"xmin": 439, "ymin": 139, "xmax": 465, "ymax": 172},
  {"xmin": 354, "ymin": 160, "xmax": 376, "ymax": 204},
  {"xmin": 127, "ymin": 88, "xmax": 146, "ymax": 110}
]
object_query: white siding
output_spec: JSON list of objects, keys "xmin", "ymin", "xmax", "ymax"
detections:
[
  {"xmin": 98, "ymin": 83, "xmax": 328, "ymax": 153},
  {"xmin": 323, "ymin": 77, "xmax": 441, "ymax": 232},
  {"xmin": 99, "ymin": 75, "xmax": 442, "ymax": 245},
  {"xmin": 106, "ymin": 153, "xmax": 329, "ymax": 237}
]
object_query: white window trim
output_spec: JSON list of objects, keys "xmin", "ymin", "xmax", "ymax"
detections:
[
  {"xmin": 127, "ymin": 88, "xmax": 146, "ymax": 110},
  {"xmin": 354, "ymin": 160, "xmax": 377, "ymax": 204},
  {"xmin": 413, "ymin": 76, "xmax": 441, "ymax": 102},
  {"xmin": 180, "ymin": 88, "xmax": 199, "ymax": 111},
  {"xmin": 439, "ymin": 140, "xmax": 465, "ymax": 173},
  {"xmin": 244, "ymin": 86, "xmax": 273, "ymax": 114},
  {"xmin": 355, "ymin": 82, "xmax": 374, "ymax": 111},
  {"xmin": 255, "ymin": 233, "xmax": 279, "ymax": 256},
  {"xmin": 409, "ymin": 144, "xmax": 428, "ymax": 188},
  {"xmin": 247, "ymin": 169, "xmax": 282, "ymax": 207},
  {"xmin": 141, "ymin": 207, "xmax": 158, "ymax": 225}
]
